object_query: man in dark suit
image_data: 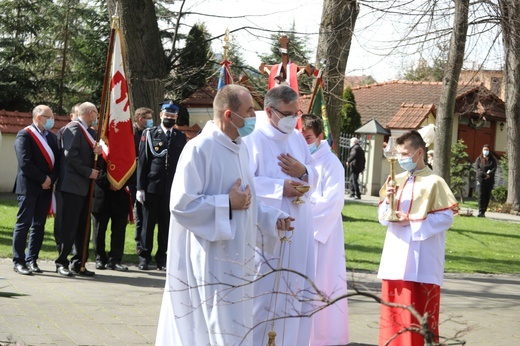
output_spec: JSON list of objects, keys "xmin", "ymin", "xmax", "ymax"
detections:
[
  {"xmin": 55, "ymin": 102, "xmax": 102, "ymax": 277},
  {"xmin": 54, "ymin": 103, "xmax": 80, "ymax": 249},
  {"xmin": 127, "ymin": 107, "xmax": 154, "ymax": 256},
  {"xmin": 12, "ymin": 105, "xmax": 60, "ymax": 275},
  {"xmin": 136, "ymin": 102, "xmax": 186, "ymax": 270},
  {"xmin": 346, "ymin": 137, "xmax": 366, "ymax": 200},
  {"xmin": 92, "ymin": 156, "xmax": 131, "ymax": 271}
]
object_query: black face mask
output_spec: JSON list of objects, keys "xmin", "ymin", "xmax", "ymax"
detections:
[{"xmin": 163, "ymin": 118, "xmax": 176, "ymax": 128}]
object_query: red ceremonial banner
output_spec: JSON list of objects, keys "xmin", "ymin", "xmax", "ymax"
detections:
[{"xmin": 100, "ymin": 27, "xmax": 136, "ymax": 190}]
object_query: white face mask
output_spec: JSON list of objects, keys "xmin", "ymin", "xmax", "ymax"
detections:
[{"xmin": 272, "ymin": 109, "xmax": 298, "ymax": 133}]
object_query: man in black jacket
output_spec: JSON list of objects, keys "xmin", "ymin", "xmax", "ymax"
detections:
[
  {"xmin": 55, "ymin": 102, "xmax": 102, "ymax": 277},
  {"xmin": 92, "ymin": 157, "xmax": 131, "ymax": 271},
  {"xmin": 346, "ymin": 137, "xmax": 365, "ymax": 200},
  {"xmin": 127, "ymin": 107, "xmax": 154, "ymax": 255},
  {"xmin": 136, "ymin": 102, "xmax": 186, "ymax": 270},
  {"xmin": 12, "ymin": 105, "xmax": 60, "ymax": 275}
]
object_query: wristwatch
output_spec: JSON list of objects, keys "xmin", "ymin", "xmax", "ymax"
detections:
[{"xmin": 299, "ymin": 170, "xmax": 308, "ymax": 180}]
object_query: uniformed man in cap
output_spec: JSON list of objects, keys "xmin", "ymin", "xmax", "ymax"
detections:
[{"xmin": 136, "ymin": 102, "xmax": 186, "ymax": 270}]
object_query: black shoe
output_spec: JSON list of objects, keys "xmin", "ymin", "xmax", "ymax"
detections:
[
  {"xmin": 56, "ymin": 266, "xmax": 73, "ymax": 277},
  {"xmin": 27, "ymin": 261, "xmax": 42, "ymax": 273},
  {"xmin": 477, "ymin": 213, "xmax": 485, "ymax": 218},
  {"xmin": 14, "ymin": 263, "xmax": 32, "ymax": 275},
  {"xmin": 107, "ymin": 263, "xmax": 128, "ymax": 271},
  {"xmin": 138, "ymin": 262, "xmax": 149, "ymax": 270},
  {"xmin": 157, "ymin": 265, "xmax": 167, "ymax": 271},
  {"xmin": 71, "ymin": 267, "xmax": 95, "ymax": 277},
  {"xmin": 354, "ymin": 196, "xmax": 361, "ymax": 200},
  {"xmin": 95, "ymin": 261, "xmax": 106, "ymax": 270},
  {"xmin": 349, "ymin": 194, "xmax": 355, "ymax": 198}
]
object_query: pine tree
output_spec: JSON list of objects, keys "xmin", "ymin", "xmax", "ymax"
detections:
[
  {"xmin": 170, "ymin": 23, "xmax": 214, "ymax": 101},
  {"xmin": 340, "ymin": 85, "xmax": 362, "ymax": 135},
  {"xmin": 450, "ymin": 139, "xmax": 474, "ymax": 203},
  {"xmin": 257, "ymin": 21, "xmax": 313, "ymax": 94},
  {"xmin": 0, "ymin": 0, "xmax": 108, "ymax": 112}
]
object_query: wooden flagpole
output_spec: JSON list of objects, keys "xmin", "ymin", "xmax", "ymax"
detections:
[
  {"xmin": 79, "ymin": 15, "xmax": 118, "ymax": 272},
  {"xmin": 307, "ymin": 60, "xmax": 326, "ymax": 114}
]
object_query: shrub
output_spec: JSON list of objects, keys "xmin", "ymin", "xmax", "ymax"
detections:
[{"xmin": 492, "ymin": 185, "xmax": 508, "ymax": 204}]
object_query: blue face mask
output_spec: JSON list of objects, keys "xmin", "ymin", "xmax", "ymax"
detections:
[
  {"xmin": 308, "ymin": 141, "xmax": 318, "ymax": 155},
  {"xmin": 231, "ymin": 112, "xmax": 256, "ymax": 137},
  {"xmin": 92, "ymin": 118, "xmax": 99, "ymax": 127},
  {"xmin": 145, "ymin": 119, "xmax": 154, "ymax": 129},
  {"xmin": 43, "ymin": 118, "xmax": 54, "ymax": 131},
  {"xmin": 398, "ymin": 149, "xmax": 419, "ymax": 172}
]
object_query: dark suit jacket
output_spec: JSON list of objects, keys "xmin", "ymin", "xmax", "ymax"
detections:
[
  {"xmin": 136, "ymin": 126, "xmax": 186, "ymax": 195},
  {"xmin": 13, "ymin": 125, "xmax": 60, "ymax": 195},
  {"xmin": 57, "ymin": 121, "xmax": 97, "ymax": 197},
  {"xmin": 92, "ymin": 157, "xmax": 130, "ymax": 215},
  {"xmin": 347, "ymin": 143, "xmax": 366, "ymax": 174}
]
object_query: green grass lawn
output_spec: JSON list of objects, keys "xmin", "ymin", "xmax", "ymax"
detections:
[
  {"xmin": 343, "ymin": 201, "xmax": 520, "ymax": 274},
  {"xmin": 1, "ymin": 194, "xmax": 519, "ymax": 274}
]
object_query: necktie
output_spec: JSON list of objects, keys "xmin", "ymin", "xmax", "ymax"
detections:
[{"xmin": 166, "ymin": 130, "xmax": 171, "ymax": 144}]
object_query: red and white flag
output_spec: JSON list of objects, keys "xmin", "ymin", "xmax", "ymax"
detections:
[{"xmin": 100, "ymin": 25, "xmax": 136, "ymax": 190}]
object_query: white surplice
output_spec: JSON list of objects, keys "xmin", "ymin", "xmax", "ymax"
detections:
[
  {"xmin": 377, "ymin": 172, "xmax": 455, "ymax": 286},
  {"xmin": 308, "ymin": 140, "xmax": 349, "ymax": 346},
  {"xmin": 156, "ymin": 121, "xmax": 286, "ymax": 346},
  {"xmin": 243, "ymin": 121, "xmax": 317, "ymax": 346}
]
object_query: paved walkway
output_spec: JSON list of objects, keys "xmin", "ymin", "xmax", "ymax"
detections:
[
  {"xmin": 1, "ymin": 259, "xmax": 520, "ymax": 345},
  {"xmin": 1, "ymin": 196, "xmax": 519, "ymax": 345}
]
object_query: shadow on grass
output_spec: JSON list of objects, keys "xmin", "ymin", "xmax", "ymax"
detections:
[
  {"xmin": 450, "ymin": 226, "xmax": 520, "ymax": 240},
  {"xmin": 445, "ymin": 253, "xmax": 520, "ymax": 274},
  {"xmin": 342, "ymin": 213, "xmax": 379, "ymax": 224}
]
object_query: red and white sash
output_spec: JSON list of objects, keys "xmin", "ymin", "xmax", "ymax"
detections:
[
  {"xmin": 72, "ymin": 120, "xmax": 97, "ymax": 149},
  {"xmin": 25, "ymin": 126, "xmax": 55, "ymax": 172}
]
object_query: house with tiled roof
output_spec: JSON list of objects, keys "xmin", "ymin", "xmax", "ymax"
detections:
[
  {"xmin": 348, "ymin": 80, "xmax": 506, "ymax": 196},
  {"xmin": 181, "ymin": 76, "xmax": 265, "ymax": 128},
  {"xmin": 352, "ymin": 80, "xmax": 506, "ymax": 161},
  {"xmin": 0, "ymin": 110, "xmax": 70, "ymax": 192}
]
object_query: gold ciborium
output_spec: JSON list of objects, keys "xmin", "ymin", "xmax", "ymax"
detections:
[
  {"xmin": 383, "ymin": 137, "xmax": 400, "ymax": 221},
  {"xmin": 293, "ymin": 185, "xmax": 311, "ymax": 204}
]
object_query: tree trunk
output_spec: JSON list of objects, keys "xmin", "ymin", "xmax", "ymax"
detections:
[
  {"xmin": 499, "ymin": 0, "xmax": 520, "ymax": 212},
  {"xmin": 315, "ymin": 0, "xmax": 359, "ymax": 153},
  {"xmin": 433, "ymin": 0, "xmax": 469, "ymax": 185},
  {"xmin": 106, "ymin": 0, "xmax": 167, "ymax": 120}
]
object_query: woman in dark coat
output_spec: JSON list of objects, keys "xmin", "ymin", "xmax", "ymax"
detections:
[{"xmin": 475, "ymin": 144, "xmax": 497, "ymax": 217}]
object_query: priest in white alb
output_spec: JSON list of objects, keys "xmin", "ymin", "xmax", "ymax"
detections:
[
  {"xmin": 156, "ymin": 85, "xmax": 294, "ymax": 346},
  {"xmin": 242, "ymin": 85, "xmax": 318, "ymax": 346}
]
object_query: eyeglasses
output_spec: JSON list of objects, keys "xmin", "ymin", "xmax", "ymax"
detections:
[
  {"xmin": 41, "ymin": 115, "xmax": 54, "ymax": 119},
  {"xmin": 271, "ymin": 107, "xmax": 303, "ymax": 119}
]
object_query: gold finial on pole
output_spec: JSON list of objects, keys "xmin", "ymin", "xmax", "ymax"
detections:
[
  {"xmin": 223, "ymin": 28, "xmax": 230, "ymax": 61},
  {"xmin": 111, "ymin": 15, "xmax": 119, "ymax": 29},
  {"xmin": 266, "ymin": 329, "xmax": 277, "ymax": 346}
]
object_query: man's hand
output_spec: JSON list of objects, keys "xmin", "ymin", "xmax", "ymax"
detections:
[
  {"xmin": 229, "ymin": 178, "xmax": 252, "ymax": 210},
  {"xmin": 283, "ymin": 179, "xmax": 304, "ymax": 198},
  {"xmin": 90, "ymin": 169, "xmax": 100, "ymax": 180},
  {"xmin": 109, "ymin": 184, "xmax": 119, "ymax": 191},
  {"xmin": 136, "ymin": 190, "xmax": 145, "ymax": 204},
  {"xmin": 392, "ymin": 211, "xmax": 410, "ymax": 226},
  {"xmin": 93, "ymin": 145, "xmax": 102, "ymax": 155},
  {"xmin": 385, "ymin": 175, "xmax": 399, "ymax": 201},
  {"xmin": 41, "ymin": 176, "xmax": 51, "ymax": 190},
  {"xmin": 277, "ymin": 216, "xmax": 295, "ymax": 231},
  {"xmin": 278, "ymin": 153, "xmax": 306, "ymax": 178}
]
